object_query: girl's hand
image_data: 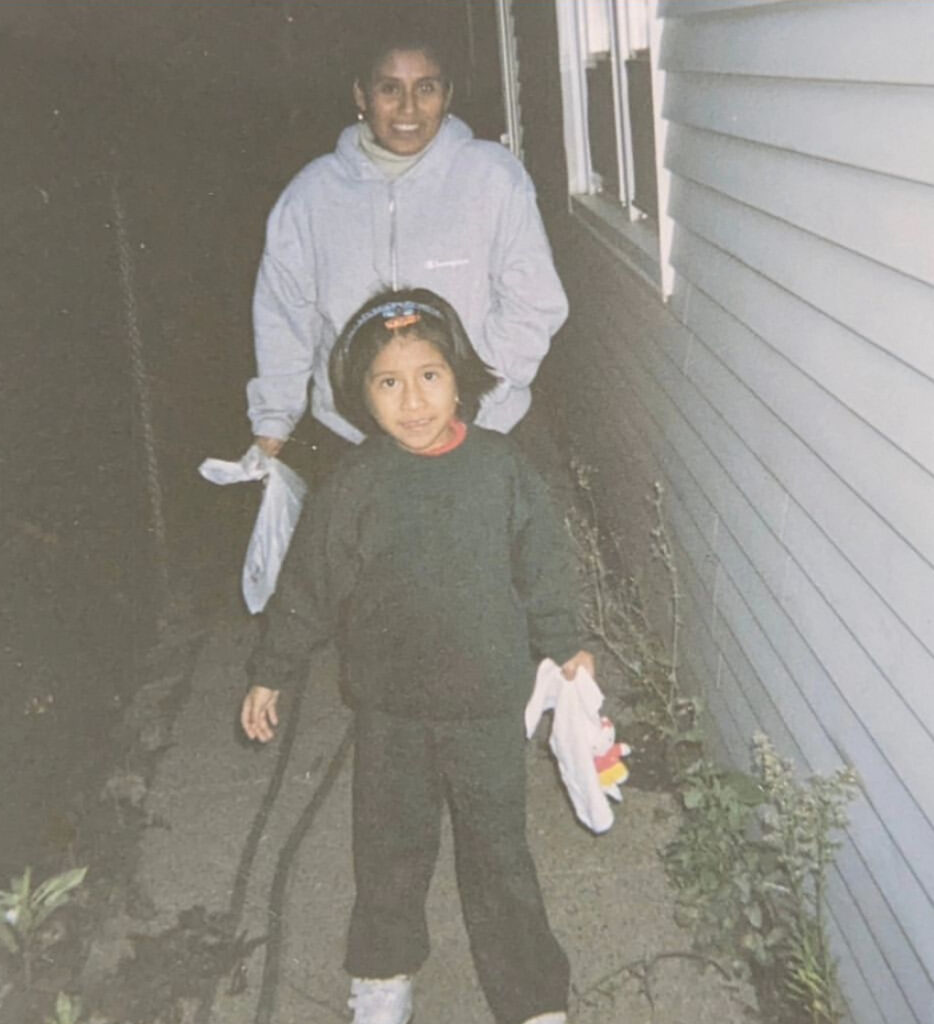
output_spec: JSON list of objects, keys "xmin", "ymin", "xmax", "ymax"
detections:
[
  {"xmin": 241, "ymin": 686, "xmax": 281, "ymax": 742},
  {"xmin": 561, "ymin": 649, "xmax": 595, "ymax": 681}
]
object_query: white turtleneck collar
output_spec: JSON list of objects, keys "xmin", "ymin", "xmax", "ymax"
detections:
[{"xmin": 357, "ymin": 120, "xmax": 440, "ymax": 180}]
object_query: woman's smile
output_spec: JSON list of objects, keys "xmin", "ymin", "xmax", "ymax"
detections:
[{"xmin": 354, "ymin": 49, "xmax": 452, "ymax": 157}]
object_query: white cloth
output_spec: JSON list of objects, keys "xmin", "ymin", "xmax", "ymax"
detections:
[
  {"xmin": 199, "ymin": 446, "xmax": 307, "ymax": 613},
  {"xmin": 525, "ymin": 659, "xmax": 625, "ymax": 834}
]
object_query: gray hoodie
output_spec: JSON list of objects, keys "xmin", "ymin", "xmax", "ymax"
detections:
[{"xmin": 247, "ymin": 115, "xmax": 568, "ymax": 443}]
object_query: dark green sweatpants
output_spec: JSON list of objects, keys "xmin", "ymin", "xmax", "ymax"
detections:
[{"xmin": 344, "ymin": 709, "xmax": 570, "ymax": 1024}]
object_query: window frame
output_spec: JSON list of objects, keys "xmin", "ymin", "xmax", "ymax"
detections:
[
  {"xmin": 494, "ymin": 0, "xmax": 524, "ymax": 160},
  {"xmin": 554, "ymin": 0, "xmax": 673, "ymax": 296}
]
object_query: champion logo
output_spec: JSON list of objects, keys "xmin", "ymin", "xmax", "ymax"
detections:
[{"xmin": 425, "ymin": 257, "xmax": 470, "ymax": 270}]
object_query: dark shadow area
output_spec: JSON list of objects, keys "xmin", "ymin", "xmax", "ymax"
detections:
[{"xmin": 1, "ymin": 0, "xmax": 503, "ymax": 883}]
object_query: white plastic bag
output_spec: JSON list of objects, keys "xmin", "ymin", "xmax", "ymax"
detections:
[
  {"xmin": 199, "ymin": 445, "xmax": 307, "ymax": 613},
  {"xmin": 525, "ymin": 660, "xmax": 630, "ymax": 834}
]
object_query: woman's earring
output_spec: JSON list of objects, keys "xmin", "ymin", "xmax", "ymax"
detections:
[{"xmin": 356, "ymin": 110, "xmax": 365, "ymax": 122}]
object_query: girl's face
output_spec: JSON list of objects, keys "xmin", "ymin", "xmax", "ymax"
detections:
[
  {"xmin": 353, "ymin": 48, "xmax": 452, "ymax": 157},
  {"xmin": 364, "ymin": 334, "xmax": 458, "ymax": 453}
]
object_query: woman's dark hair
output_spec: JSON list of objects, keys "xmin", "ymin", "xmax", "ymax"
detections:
[
  {"xmin": 352, "ymin": 14, "xmax": 456, "ymax": 91},
  {"xmin": 330, "ymin": 287, "xmax": 499, "ymax": 436}
]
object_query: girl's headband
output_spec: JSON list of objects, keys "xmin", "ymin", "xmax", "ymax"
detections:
[{"xmin": 346, "ymin": 300, "xmax": 444, "ymax": 341}]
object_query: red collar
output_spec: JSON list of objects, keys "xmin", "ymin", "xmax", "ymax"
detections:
[{"xmin": 420, "ymin": 419, "xmax": 467, "ymax": 456}]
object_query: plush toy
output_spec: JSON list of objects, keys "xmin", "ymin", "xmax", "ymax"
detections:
[
  {"xmin": 593, "ymin": 716, "xmax": 631, "ymax": 797},
  {"xmin": 525, "ymin": 660, "xmax": 632, "ymax": 833}
]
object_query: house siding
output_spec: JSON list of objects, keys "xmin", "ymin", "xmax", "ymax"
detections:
[{"xmin": 522, "ymin": 2, "xmax": 934, "ymax": 1022}]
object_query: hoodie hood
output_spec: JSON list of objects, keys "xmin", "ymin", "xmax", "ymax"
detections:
[{"xmin": 335, "ymin": 114, "xmax": 474, "ymax": 183}]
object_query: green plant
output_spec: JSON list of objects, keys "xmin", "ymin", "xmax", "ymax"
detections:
[
  {"xmin": 567, "ymin": 467, "xmax": 702, "ymax": 774},
  {"xmin": 663, "ymin": 736, "xmax": 858, "ymax": 1024},
  {"xmin": 566, "ymin": 465, "xmax": 858, "ymax": 1023},
  {"xmin": 0, "ymin": 865, "xmax": 87, "ymax": 987},
  {"xmin": 663, "ymin": 758, "xmax": 770, "ymax": 965},
  {"xmin": 46, "ymin": 991, "xmax": 83, "ymax": 1024},
  {"xmin": 751, "ymin": 734, "xmax": 858, "ymax": 1023}
]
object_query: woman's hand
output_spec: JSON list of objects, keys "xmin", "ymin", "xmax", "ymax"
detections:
[
  {"xmin": 241, "ymin": 686, "xmax": 281, "ymax": 742},
  {"xmin": 561, "ymin": 650, "xmax": 595, "ymax": 681},
  {"xmin": 255, "ymin": 435, "xmax": 286, "ymax": 458}
]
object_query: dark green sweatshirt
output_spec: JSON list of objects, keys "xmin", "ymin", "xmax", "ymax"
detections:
[{"xmin": 248, "ymin": 427, "xmax": 582, "ymax": 719}]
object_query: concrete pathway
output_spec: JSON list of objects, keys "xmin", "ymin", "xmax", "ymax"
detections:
[{"xmin": 111, "ymin": 609, "xmax": 757, "ymax": 1024}]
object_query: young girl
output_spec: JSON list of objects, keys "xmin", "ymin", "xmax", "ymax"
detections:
[{"xmin": 242, "ymin": 288, "xmax": 592, "ymax": 1024}]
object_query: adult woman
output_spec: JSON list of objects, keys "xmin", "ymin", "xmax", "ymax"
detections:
[{"xmin": 247, "ymin": 23, "xmax": 567, "ymax": 463}]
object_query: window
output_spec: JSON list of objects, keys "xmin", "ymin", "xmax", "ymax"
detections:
[{"xmin": 555, "ymin": 0, "xmax": 671, "ymax": 294}]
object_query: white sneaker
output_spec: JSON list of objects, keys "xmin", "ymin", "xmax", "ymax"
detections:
[
  {"xmin": 522, "ymin": 1014, "xmax": 568, "ymax": 1024},
  {"xmin": 347, "ymin": 974, "xmax": 413, "ymax": 1024}
]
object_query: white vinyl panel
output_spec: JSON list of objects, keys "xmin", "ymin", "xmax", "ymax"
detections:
[
  {"xmin": 673, "ymin": 286, "xmax": 934, "ymax": 649},
  {"xmin": 646, "ymin": 322, "xmax": 934, "ymax": 733},
  {"xmin": 674, "ymin": 228, "xmax": 934, "ymax": 473},
  {"xmin": 704, "ymin": 518, "xmax": 934, "ymax": 984},
  {"xmin": 598, "ymin": 321, "xmax": 764, "ymax": 653},
  {"xmin": 827, "ymin": 851, "xmax": 929, "ymax": 1024},
  {"xmin": 827, "ymin": 919, "xmax": 894, "ymax": 1024},
  {"xmin": 580, "ymin": 335, "xmax": 729, "ymax": 710},
  {"xmin": 574, "ymin": 329, "xmax": 753, "ymax": 762},
  {"xmin": 633, "ymin": 299, "xmax": 934, "ymax": 771},
  {"xmin": 701, "ymin": 641, "xmax": 768, "ymax": 767},
  {"xmin": 666, "ymin": 125, "xmax": 934, "ymax": 285},
  {"xmin": 779, "ymin": 502, "xmax": 934, "ymax": 746},
  {"xmin": 607, "ymin": 358, "xmax": 769, "ymax": 770},
  {"xmin": 825, "ymin": 871, "xmax": 922, "ymax": 1024},
  {"xmin": 833, "ymin": 831, "xmax": 934, "ymax": 1020},
  {"xmin": 700, "ymin": 482, "xmax": 934, "ymax": 908},
  {"xmin": 647, "ymin": 352, "xmax": 790, "ymax": 593},
  {"xmin": 563, "ymin": 309, "xmax": 929, "ymax": 1024},
  {"xmin": 709, "ymin": 502, "xmax": 889, "ymax": 778},
  {"xmin": 608, "ymin": 345, "xmax": 727, "ymax": 615},
  {"xmin": 658, "ymin": 0, "xmax": 789, "ymax": 18},
  {"xmin": 668, "ymin": 176, "xmax": 934, "ymax": 381},
  {"xmin": 657, "ymin": 332, "xmax": 793, "ymax": 546},
  {"xmin": 657, "ymin": 507, "xmax": 739, "ymax": 720},
  {"xmin": 605, "ymin": 338, "xmax": 724, "ymax": 591},
  {"xmin": 695, "ymin": 659, "xmax": 750, "ymax": 768},
  {"xmin": 667, "ymin": 552, "xmax": 751, "ymax": 768},
  {"xmin": 571, "ymin": 322, "xmax": 693, "ymax": 558},
  {"xmin": 671, "ymin": 331, "xmax": 934, "ymax": 819},
  {"xmin": 638, "ymin": 360, "xmax": 792, "ymax": 599},
  {"xmin": 623, "ymin": 385, "xmax": 934, "ymax": 1024},
  {"xmin": 776, "ymin": 536, "xmax": 934, "ymax": 825},
  {"xmin": 659, "ymin": 1, "xmax": 934, "ymax": 86},
  {"xmin": 664, "ymin": 73, "xmax": 934, "ymax": 186},
  {"xmin": 624, "ymin": 312, "xmax": 934, "ymax": 838},
  {"xmin": 676, "ymin": 588, "xmax": 728, "ymax": 716},
  {"xmin": 705, "ymin": 568, "xmax": 808, "ymax": 762}
]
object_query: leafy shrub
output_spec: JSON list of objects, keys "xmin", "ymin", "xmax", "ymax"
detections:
[{"xmin": 664, "ymin": 737, "xmax": 858, "ymax": 1023}]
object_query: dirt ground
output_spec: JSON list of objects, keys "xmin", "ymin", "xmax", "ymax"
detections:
[{"xmin": 1, "ymin": 4, "xmax": 761, "ymax": 1023}]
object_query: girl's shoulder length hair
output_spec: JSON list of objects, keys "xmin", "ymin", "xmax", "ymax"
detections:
[{"xmin": 329, "ymin": 287, "xmax": 499, "ymax": 436}]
